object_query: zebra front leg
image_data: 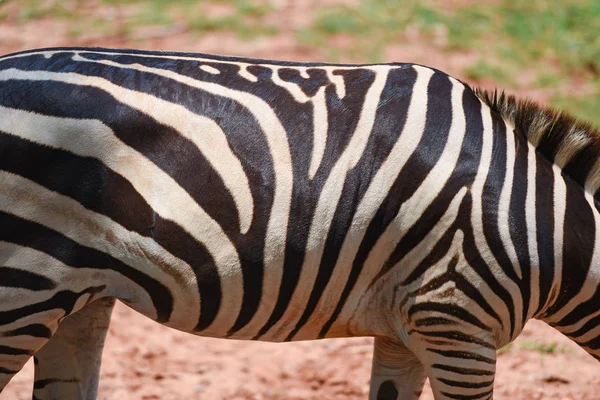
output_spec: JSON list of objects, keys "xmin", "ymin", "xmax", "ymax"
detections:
[
  {"xmin": 411, "ymin": 331, "xmax": 497, "ymax": 400},
  {"xmin": 370, "ymin": 338, "xmax": 426, "ymax": 400},
  {"xmin": 32, "ymin": 297, "xmax": 115, "ymax": 400}
]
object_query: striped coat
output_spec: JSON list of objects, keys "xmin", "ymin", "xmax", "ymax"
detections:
[{"xmin": 0, "ymin": 48, "xmax": 598, "ymax": 400}]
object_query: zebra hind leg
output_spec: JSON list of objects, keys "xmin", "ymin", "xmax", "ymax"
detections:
[
  {"xmin": 369, "ymin": 337, "xmax": 426, "ymax": 400},
  {"xmin": 32, "ymin": 297, "xmax": 115, "ymax": 400}
]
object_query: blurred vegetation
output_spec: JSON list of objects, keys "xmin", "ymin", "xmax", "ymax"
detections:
[
  {"xmin": 519, "ymin": 340, "xmax": 559, "ymax": 354},
  {"xmin": 1, "ymin": 0, "xmax": 276, "ymax": 39},
  {"xmin": 496, "ymin": 342, "xmax": 512, "ymax": 355},
  {"xmin": 303, "ymin": 0, "xmax": 600, "ymax": 125},
  {"xmin": 1, "ymin": 0, "xmax": 599, "ymax": 125}
]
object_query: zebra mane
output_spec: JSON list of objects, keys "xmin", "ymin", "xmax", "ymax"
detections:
[{"xmin": 473, "ymin": 88, "xmax": 600, "ymax": 194}]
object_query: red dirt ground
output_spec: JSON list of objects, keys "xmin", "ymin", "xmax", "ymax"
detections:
[
  {"xmin": 3, "ymin": 303, "xmax": 599, "ymax": 400},
  {"xmin": 0, "ymin": 1, "xmax": 599, "ymax": 399}
]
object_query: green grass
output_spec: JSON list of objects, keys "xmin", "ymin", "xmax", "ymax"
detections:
[
  {"xmin": 185, "ymin": 2, "xmax": 276, "ymax": 39},
  {"xmin": 497, "ymin": 343, "xmax": 512, "ymax": 355},
  {"xmin": 303, "ymin": 0, "xmax": 600, "ymax": 126},
  {"xmin": 299, "ymin": 0, "xmax": 433, "ymax": 62},
  {"xmin": 550, "ymin": 91, "xmax": 600, "ymax": 127},
  {"xmin": 519, "ymin": 340, "xmax": 558, "ymax": 354},
  {"xmin": 464, "ymin": 59, "xmax": 514, "ymax": 86},
  {"xmin": 8, "ymin": 0, "xmax": 80, "ymax": 23},
  {"xmin": 0, "ymin": 0, "xmax": 277, "ymax": 40}
]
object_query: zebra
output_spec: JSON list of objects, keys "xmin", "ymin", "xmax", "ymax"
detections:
[{"xmin": 0, "ymin": 47, "xmax": 598, "ymax": 400}]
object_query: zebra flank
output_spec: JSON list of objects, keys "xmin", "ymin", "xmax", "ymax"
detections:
[{"xmin": 0, "ymin": 47, "xmax": 598, "ymax": 400}]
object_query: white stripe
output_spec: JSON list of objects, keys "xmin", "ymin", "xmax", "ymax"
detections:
[
  {"xmin": 237, "ymin": 63, "xmax": 258, "ymax": 82},
  {"xmin": 308, "ymin": 86, "xmax": 328, "ymax": 179},
  {"xmin": 456, "ymin": 260, "xmax": 509, "ymax": 332},
  {"xmin": 271, "ymin": 67, "xmax": 311, "ymax": 102},
  {"xmin": 549, "ymin": 164, "xmax": 566, "ymax": 315},
  {"xmin": 497, "ymin": 120, "xmax": 523, "ymax": 280},
  {"xmin": 326, "ymin": 69, "xmax": 346, "ymax": 99},
  {"xmin": 525, "ymin": 141, "xmax": 540, "ymax": 319},
  {"xmin": 199, "ymin": 65, "xmax": 220, "ymax": 74},
  {"xmin": 400, "ymin": 203, "xmax": 467, "ymax": 292}
]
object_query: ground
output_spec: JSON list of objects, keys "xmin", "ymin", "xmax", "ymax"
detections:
[
  {"xmin": 0, "ymin": 1, "xmax": 599, "ymax": 399},
  {"xmin": 3, "ymin": 303, "xmax": 599, "ymax": 399}
]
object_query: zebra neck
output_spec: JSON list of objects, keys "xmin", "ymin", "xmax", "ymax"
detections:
[{"xmin": 536, "ymin": 171, "xmax": 600, "ymax": 361}]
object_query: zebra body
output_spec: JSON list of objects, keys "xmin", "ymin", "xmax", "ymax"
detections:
[{"xmin": 0, "ymin": 48, "xmax": 598, "ymax": 399}]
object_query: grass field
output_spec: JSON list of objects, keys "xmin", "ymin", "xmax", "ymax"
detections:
[{"xmin": 308, "ymin": 0, "xmax": 600, "ymax": 125}]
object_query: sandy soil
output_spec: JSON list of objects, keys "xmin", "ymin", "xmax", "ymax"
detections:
[
  {"xmin": 3, "ymin": 303, "xmax": 599, "ymax": 400},
  {"xmin": 0, "ymin": 1, "xmax": 599, "ymax": 399}
]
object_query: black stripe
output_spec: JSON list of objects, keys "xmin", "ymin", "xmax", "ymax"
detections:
[
  {"xmin": 0, "ymin": 286, "xmax": 104, "ymax": 326},
  {"xmin": 545, "ymin": 175, "xmax": 594, "ymax": 318},
  {"xmin": 563, "ymin": 137, "xmax": 600, "ymax": 185},
  {"xmin": 0, "ymin": 211, "xmax": 173, "ymax": 323},
  {"xmin": 408, "ymin": 303, "xmax": 490, "ymax": 332},
  {"xmin": 0, "ymin": 132, "xmax": 155, "ymax": 237},
  {"xmin": 34, "ymin": 378, "xmax": 79, "ymax": 390},
  {"xmin": 415, "ymin": 317, "xmax": 458, "ymax": 327},
  {"xmin": 426, "ymin": 348, "xmax": 495, "ymax": 364},
  {"xmin": 534, "ymin": 153, "xmax": 555, "ymax": 316},
  {"xmin": 279, "ymin": 67, "xmax": 330, "ymax": 97},
  {"xmin": 580, "ymin": 329, "xmax": 600, "ymax": 351},
  {"xmin": 151, "ymin": 216, "xmax": 220, "ymax": 331},
  {"xmin": 431, "ymin": 363, "xmax": 494, "ymax": 376},
  {"xmin": 458, "ymin": 193, "xmax": 506, "ymax": 330},
  {"xmin": 410, "ymin": 330, "xmax": 495, "ymax": 350},
  {"xmin": 437, "ymin": 377, "xmax": 494, "ymax": 389},
  {"xmin": 508, "ymin": 127, "xmax": 531, "ymax": 324},
  {"xmin": 3, "ymin": 324, "xmax": 52, "ymax": 339},
  {"xmin": 0, "ymin": 345, "xmax": 32, "ymax": 356},
  {"xmin": 377, "ymin": 380, "xmax": 398, "ymax": 400},
  {"xmin": 555, "ymin": 288, "xmax": 600, "ymax": 333},
  {"xmin": 0, "ymin": 267, "xmax": 55, "ymax": 291}
]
